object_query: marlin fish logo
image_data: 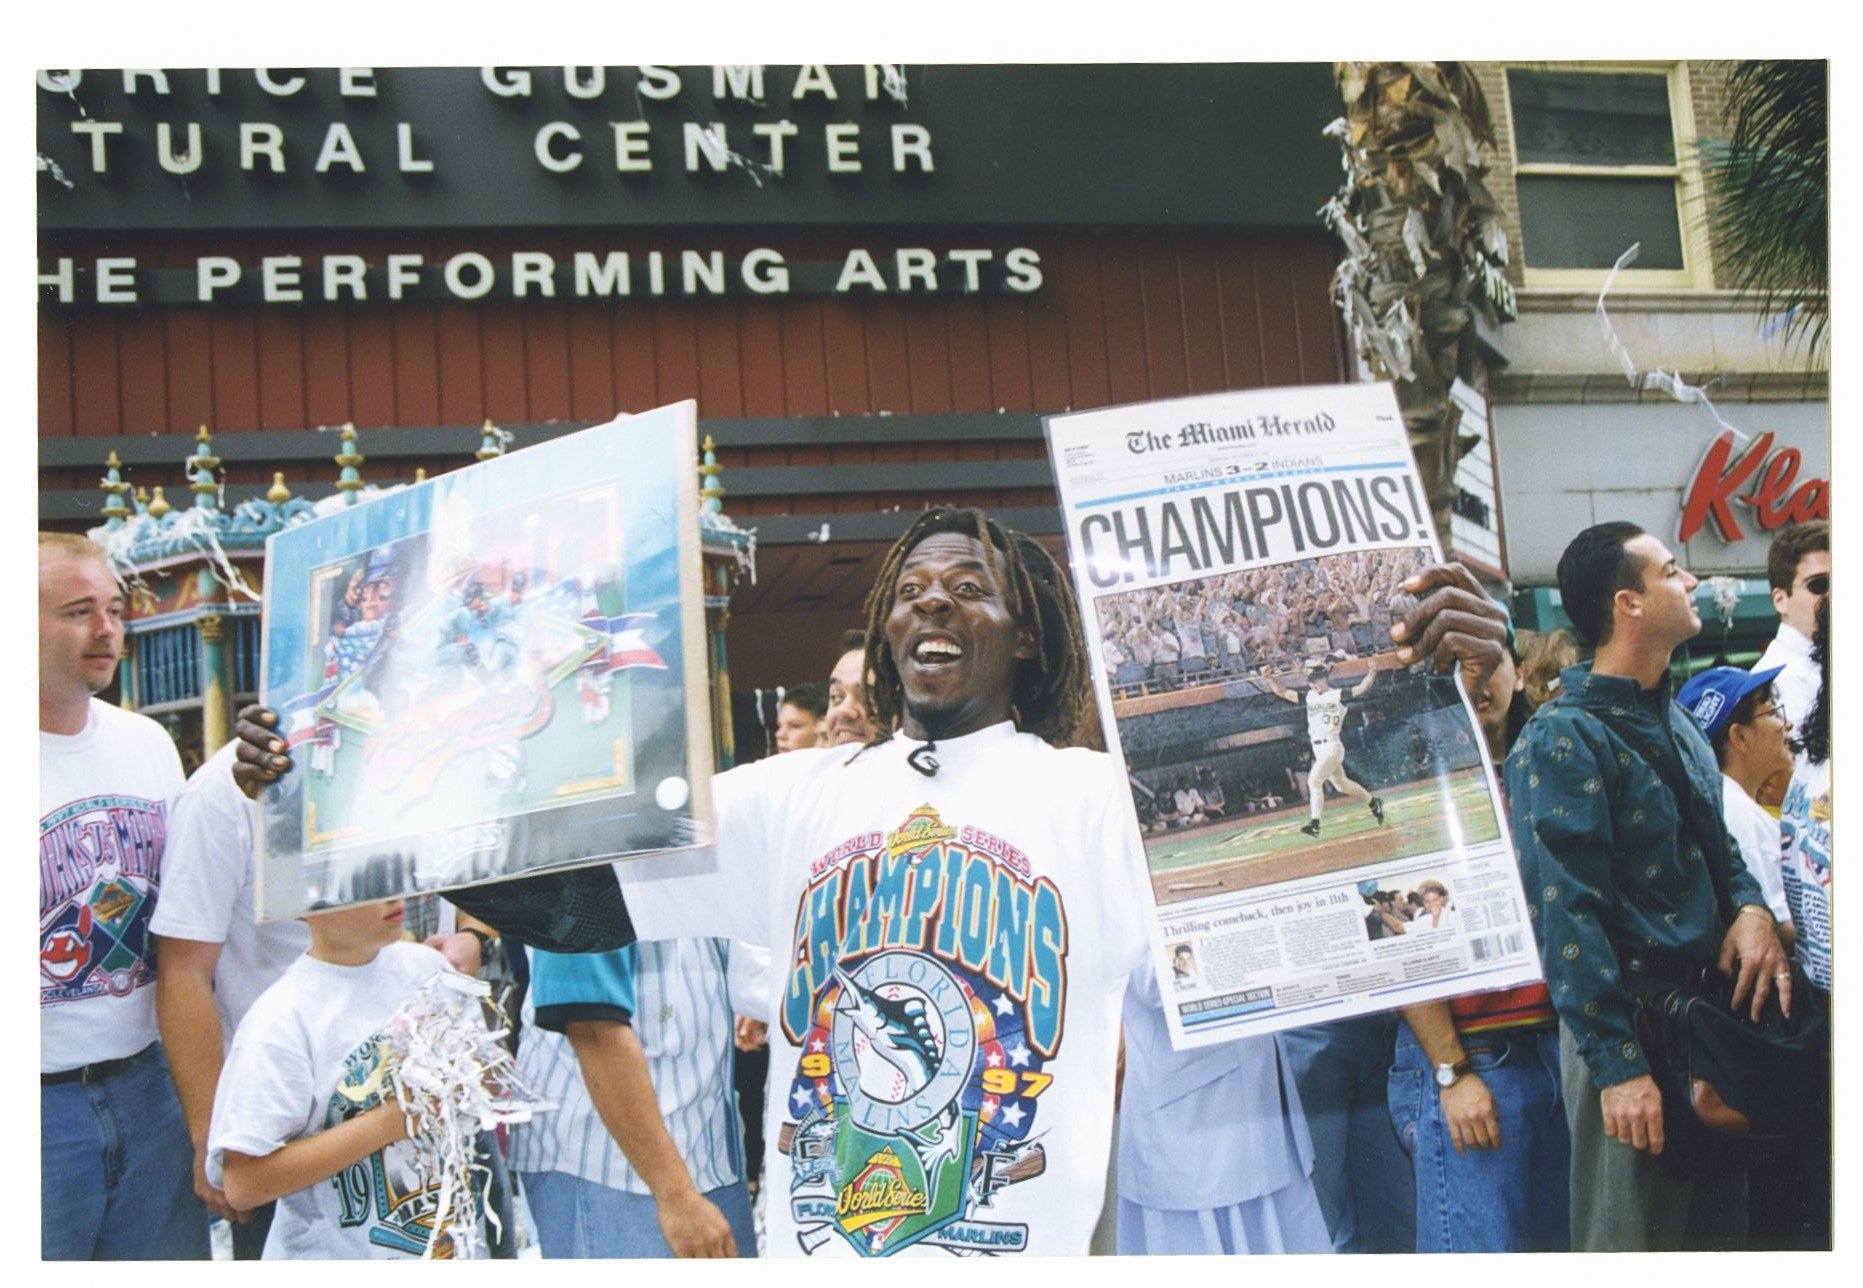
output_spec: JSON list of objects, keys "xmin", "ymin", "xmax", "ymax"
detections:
[
  {"xmin": 833, "ymin": 966, "xmax": 941, "ymax": 1101},
  {"xmin": 832, "ymin": 965, "xmax": 965, "ymax": 1196}
]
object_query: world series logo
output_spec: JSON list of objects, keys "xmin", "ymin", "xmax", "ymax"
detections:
[{"xmin": 781, "ymin": 805, "xmax": 1067, "ymax": 1256}]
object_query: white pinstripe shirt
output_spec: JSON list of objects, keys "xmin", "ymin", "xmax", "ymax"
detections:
[{"xmin": 507, "ymin": 938, "xmax": 743, "ymax": 1196}]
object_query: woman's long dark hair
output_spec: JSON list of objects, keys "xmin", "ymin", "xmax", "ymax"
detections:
[{"xmin": 1800, "ymin": 594, "xmax": 1830, "ymax": 764}]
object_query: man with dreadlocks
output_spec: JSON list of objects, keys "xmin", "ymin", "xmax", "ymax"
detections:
[
  {"xmin": 609, "ymin": 507, "xmax": 1151, "ymax": 1258},
  {"xmin": 234, "ymin": 505, "xmax": 1513, "ymax": 1259}
]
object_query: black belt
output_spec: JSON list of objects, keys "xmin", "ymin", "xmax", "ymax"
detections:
[{"xmin": 42, "ymin": 1044, "xmax": 148, "ymax": 1087}]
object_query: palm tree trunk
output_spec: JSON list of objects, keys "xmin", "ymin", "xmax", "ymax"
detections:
[{"xmin": 1323, "ymin": 62, "xmax": 1515, "ymax": 552}]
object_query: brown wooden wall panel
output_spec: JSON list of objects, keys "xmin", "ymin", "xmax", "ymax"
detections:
[
  {"xmin": 694, "ymin": 303, "xmax": 744, "ymax": 420},
  {"xmin": 564, "ymin": 304, "xmax": 616, "ymax": 421},
  {"xmin": 1139, "ymin": 242, "xmax": 1190, "ymax": 401},
  {"xmin": 735, "ymin": 302, "xmax": 787, "ymax": 418},
  {"xmin": 902, "ymin": 302, "xmax": 953, "ymax": 414},
  {"xmin": 116, "ymin": 311, "xmax": 170, "ymax": 437},
  {"xmin": 255, "ymin": 311, "xmax": 307, "ymax": 431},
  {"xmin": 434, "ymin": 304, "xmax": 485, "ymax": 427},
  {"xmin": 1056, "ymin": 240, "xmax": 1110, "ymax": 411},
  {"xmin": 347, "ymin": 309, "xmax": 398, "ymax": 428},
  {"xmin": 652, "ymin": 303, "xmax": 700, "ymax": 407},
  {"xmin": 478, "ymin": 303, "xmax": 530, "ymax": 423},
  {"xmin": 40, "ymin": 319, "xmax": 74, "ymax": 439},
  {"xmin": 524, "ymin": 304, "xmax": 574, "ymax": 423},
  {"xmin": 70, "ymin": 314, "xmax": 122, "ymax": 439},
  {"xmin": 42, "ymin": 229, "xmax": 1346, "ymax": 491},
  {"xmin": 863, "ymin": 299, "xmax": 912, "ymax": 413}
]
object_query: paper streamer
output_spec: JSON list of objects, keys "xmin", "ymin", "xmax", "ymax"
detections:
[
  {"xmin": 1595, "ymin": 243, "xmax": 1750, "ymax": 445},
  {"xmin": 379, "ymin": 971, "xmax": 553, "ymax": 1259}
]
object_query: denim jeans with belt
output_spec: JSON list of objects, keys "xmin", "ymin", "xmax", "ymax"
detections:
[
  {"xmin": 1388, "ymin": 1023, "xmax": 1570, "ymax": 1252},
  {"xmin": 40, "ymin": 1042, "xmax": 209, "ymax": 1260}
]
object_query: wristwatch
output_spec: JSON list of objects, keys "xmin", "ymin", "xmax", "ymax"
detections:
[{"xmin": 1432, "ymin": 1056, "xmax": 1471, "ymax": 1088}]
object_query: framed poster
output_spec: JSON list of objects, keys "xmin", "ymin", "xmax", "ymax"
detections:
[{"xmin": 257, "ymin": 403, "xmax": 713, "ymax": 918}]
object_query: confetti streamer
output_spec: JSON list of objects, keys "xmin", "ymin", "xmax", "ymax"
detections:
[
  {"xmin": 1596, "ymin": 243, "xmax": 1750, "ymax": 445},
  {"xmin": 378, "ymin": 971, "xmax": 553, "ymax": 1259}
]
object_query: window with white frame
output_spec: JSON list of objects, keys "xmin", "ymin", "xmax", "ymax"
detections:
[{"xmin": 1504, "ymin": 63, "xmax": 1712, "ymax": 288}]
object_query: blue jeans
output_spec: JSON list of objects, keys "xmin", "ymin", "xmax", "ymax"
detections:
[
  {"xmin": 40, "ymin": 1042, "xmax": 209, "ymax": 1260},
  {"xmin": 1279, "ymin": 1013, "xmax": 1415, "ymax": 1253},
  {"xmin": 1388, "ymin": 1024, "xmax": 1570, "ymax": 1252},
  {"xmin": 519, "ymin": 1170, "xmax": 757, "ymax": 1258}
]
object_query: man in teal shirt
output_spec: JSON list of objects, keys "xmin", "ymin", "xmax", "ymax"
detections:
[{"xmin": 1504, "ymin": 522, "xmax": 1790, "ymax": 1252}]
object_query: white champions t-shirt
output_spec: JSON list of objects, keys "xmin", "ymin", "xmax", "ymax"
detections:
[
  {"xmin": 1720, "ymin": 774, "xmax": 1792, "ymax": 926},
  {"xmin": 1305, "ymin": 687, "xmax": 1347, "ymax": 743},
  {"xmin": 205, "ymin": 942, "xmax": 474, "ymax": 1259},
  {"xmin": 148, "ymin": 742, "xmax": 313, "ymax": 1042},
  {"xmin": 40, "ymin": 699, "xmax": 185, "ymax": 1073},
  {"xmin": 619, "ymin": 722, "xmax": 1151, "ymax": 1258}
]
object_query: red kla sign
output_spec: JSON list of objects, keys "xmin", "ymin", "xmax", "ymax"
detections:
[{"xmin": 1678, "ymin": 430, "xmax": 1830, "ymax": 544}]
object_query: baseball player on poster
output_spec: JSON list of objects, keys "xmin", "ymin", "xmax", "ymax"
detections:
[{"xmin": 1263, "ymin": 658, "xmax": 1386, "ymax": 838}]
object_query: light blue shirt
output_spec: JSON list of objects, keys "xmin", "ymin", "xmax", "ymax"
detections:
[
  {"xmin": 1117, "ymin": 967, "xmax": 1314, "ymax": 1210},
  {"xmin": 508, "ymin": 939, "xmax": 743, "ymax": 1196}
]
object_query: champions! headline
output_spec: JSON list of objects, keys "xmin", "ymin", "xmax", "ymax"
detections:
[{"xmin": 1075, "ymin": 470, "xmax": 1432, "ymax": 588}]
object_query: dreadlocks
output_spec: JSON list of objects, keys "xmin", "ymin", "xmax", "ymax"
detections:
[{"xmin": 858, "ymin": 507, "xmax": 1093, "ymax": 748}]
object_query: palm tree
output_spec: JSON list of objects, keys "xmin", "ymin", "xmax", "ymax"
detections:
[
  {"xmin": 1322, "ymin": 62, "xmax": 1515, "ymax": 551},
  {"xmin": 1700, "ymin": 60, "xmax": 1828, "ymax": 362}
]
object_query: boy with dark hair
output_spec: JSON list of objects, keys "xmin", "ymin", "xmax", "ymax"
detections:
[
  {"xmin": 774, "ymin": 681, "xmax": 829, "ymax": 752},
  {"xmin": 1755, "ymin": 521, "xmax": 1828, "ymax": 736}
]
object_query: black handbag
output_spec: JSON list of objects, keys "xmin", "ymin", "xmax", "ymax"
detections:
[
  {"xmin": 1626, "ymin": 954, "xmax": 1826, "ymax": 1181},
  {"xmin": 1594, "ymin": 706, "xmax": 1828, "ymax": 1181}
]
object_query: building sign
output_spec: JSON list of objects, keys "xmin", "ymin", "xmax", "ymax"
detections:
[
  {"xmin": 36, "ymin": 64, "xmax": 1339, "ymax": 235},
  {"xmin": 1492, "ymin": 401, "xmax": 1830, "ymax": 583},
  {"xmin": 1678, "ymin": 429, "xmax": 1830, "ymax": 543},
  {"xmin": 38, "ymin": 243, "xmax": 1046, "ymax": 308}
]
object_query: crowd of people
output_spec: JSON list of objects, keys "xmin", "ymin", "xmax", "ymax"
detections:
[
  {"xmin": 39, "ymin": 510, "xmax": 1830, "ymax": 1260},
  {"xmin": 1098, "ymin": 548, "xmax": 1432, "ymax": 697}
]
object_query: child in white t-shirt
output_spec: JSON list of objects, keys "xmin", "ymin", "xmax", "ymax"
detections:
[{"xmin": 206, "ymin": 897, "xmax": 480, "ymax": 1259}]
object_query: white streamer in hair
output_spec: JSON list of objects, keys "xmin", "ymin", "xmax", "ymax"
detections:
[
  {"xmin": 1596, "ymin": 243, "xmax": 1750, "ymax": 445},
  {"xmin": 378, "ymin": 971, "xmax": 553, "ymax": 1259}
]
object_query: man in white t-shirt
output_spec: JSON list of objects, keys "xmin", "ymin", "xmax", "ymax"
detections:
[
  {"xmin": 1264, "ymin": 659, "xmax": 1386, "ymax": 837},
  {"xmin": 39, "ymin": 532, "xmax": 208, "ymax": 1260},
  {"xmin": 229, "ymin": 508, "xmax": 1523, "ymax": 1259},
  {"xmin": 610, "ymin": 510, "xmax": 1152, "ymax": 1257},
  {"xmin": 151, "ymin": 742, "xmax": 314, "ymax": 1258},
  {"xmin": 1752, "ymin": 521, "xmax": 1826, "ymax": 739}
]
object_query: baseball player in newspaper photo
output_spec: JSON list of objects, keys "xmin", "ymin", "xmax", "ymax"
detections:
[{"xmin": 1263, "ymin": 657, "xmax": 1386, "ymax": 837}]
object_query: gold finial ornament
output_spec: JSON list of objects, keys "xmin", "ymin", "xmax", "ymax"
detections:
[{"xmin": 267, "ymin": 472, "xmax": 293, "ymax": 503}]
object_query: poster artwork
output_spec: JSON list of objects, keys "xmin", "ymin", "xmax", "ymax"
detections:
[{"xmin": 258, "ymin": 403, "xmax": 712, "ymax": 918}]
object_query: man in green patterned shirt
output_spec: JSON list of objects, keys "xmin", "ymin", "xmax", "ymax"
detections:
[{"xmin": 1504, "ymin": 522, "xmax": 1791, "ymax": 1252}]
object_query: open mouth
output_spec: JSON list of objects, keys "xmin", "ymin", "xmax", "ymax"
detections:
[{"xmin": 911, "ymin": 637, "xmax": 965, "ymax": 666}]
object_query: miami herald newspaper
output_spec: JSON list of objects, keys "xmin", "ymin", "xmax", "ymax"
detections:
[{"xmin": 1047, "ymin": 383, "xmax": 1540, "ymax": 1049}]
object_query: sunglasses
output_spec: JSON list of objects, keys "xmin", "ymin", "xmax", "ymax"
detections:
[{"xmin": 1801, "ymin": 573, "xmax": 1830, "ymax": 596}]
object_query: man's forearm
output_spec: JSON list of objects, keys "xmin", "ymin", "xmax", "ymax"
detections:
[
  {"xmin": 154, "ymin": 945, "xmax": 228, "ymax": 1146},
  {"xmin": 1397, "ymin": 1001, "xmax": 1465, "ymax": 1066},
  {"xmin": 566, "ymin": 1020, "xmax": 702, "ymax": 1204}
]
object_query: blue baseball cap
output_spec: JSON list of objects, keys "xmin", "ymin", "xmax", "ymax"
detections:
[{"xmin": 1677, "ymin": 665, "xmax": 1783, "ymax": 741}]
